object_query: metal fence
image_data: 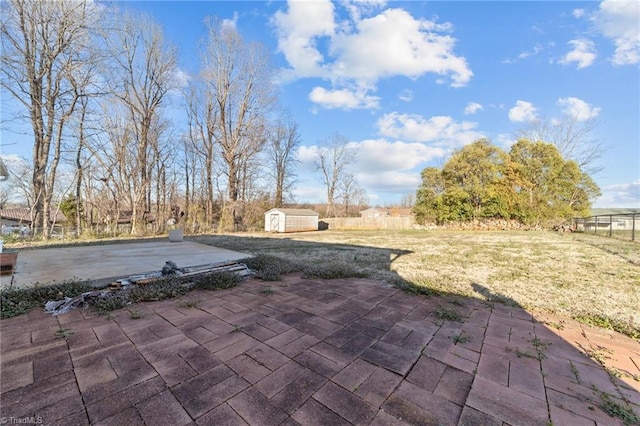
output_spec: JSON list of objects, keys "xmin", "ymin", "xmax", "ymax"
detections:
[{"xmin": 572, "ymin": 213, "xmax": 638, "ymax": 242}]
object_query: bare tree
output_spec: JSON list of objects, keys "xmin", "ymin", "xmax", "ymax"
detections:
[
  {"xmin": 103, "ymin": 11, "xmax": 176, "ymax": 235},
  {"xmin": 265, "ymin": 118, "xmax": 301, "ymax": 207},
  {"xmin": 1, "ymin": 0, "xmax": 100, "ymax": 236},
  {"xmin": 400, "ymin": 193, "xmax": 415, "ymax": 208},
  {"xmin": 200, "ymin": 18, "xmax": 275, "ymax": 231},
  {"xmin": 337, "ymin": 171, "xmax": 367, "ymax": 217},
  {"xmin": 315, "ymin": 133, "xmax": 358, "ymax": 217},
  {"xmin": 516, "ymin": 115, "xmax": 604, "ymax": 176},
  {"xmin": 0, "ymin": 156, "xmax": 32, "ymax": 207},
  {"xmin": 185, "ymin": 81, "xmax": 218, "ymax": 224}
]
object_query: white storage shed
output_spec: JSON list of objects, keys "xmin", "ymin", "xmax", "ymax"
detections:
[{"xmin": 264, "ymin": 208, "xmax": 319, "ymax": 233}]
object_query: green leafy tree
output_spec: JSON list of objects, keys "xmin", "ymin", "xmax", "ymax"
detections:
[
  {"xmin": 508, "ymin": 139, "xmax": 600, "ymax": 225},
  {"xmin": 413, "ymin": 138, "xmax": 599, "ymax": 226},
  {"xmin": 441, "ymin": 139, "xmax": 509, "ymax": 219},
  {"xmin": 413, "ymin": 167, "xmax": 444, "ymax": 224},
  {"xmin": 59, "ymin": 195, "xmax": 83, "ymax": 225}
]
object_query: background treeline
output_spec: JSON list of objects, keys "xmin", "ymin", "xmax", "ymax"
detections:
[
  {"xmin": 1, "ymin": 0, "xmax": 370, "ymax": 238},
  {"xmin": 413, "ymin": 139, "xmax": 600, "ymax": 227},
  {"xmin": 1, "ymin": 0, "xmax": 602, "ymax": 239}
]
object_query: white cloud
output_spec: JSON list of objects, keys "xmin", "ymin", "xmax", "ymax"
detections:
[
  {"xmin": 377, "ymin": 112, "xmax": 484, "ymax": 148},
  {"xmin": 296, "ymin": 145, "xmax": 319, "ymax": 166},
  {"xmin": 273, "ymin": 1, "xmax": 472, "ymax": 109},
  {"xmin": 398, "ymin": 89, "xmax": 413, "ymax": 102},
  {"xmin": 464, "ymin": 102, "xmax": 483, "ymax": 115},
  {"xmin": 502, "ymin": 44, "xmax": 543, "ymax": 64},
  {"xmin": 339, "ymin": 0, "xmax": 387, "ymax": 21},
  {"xmin": 559, "ymin": 39, "xmax": 597, "ymax": 69},
  {"xmin": 221, "ymin": 12, "xmax": 238, "ymax": 30},
  {"xmin": 172, "ymin": 68, "xmax": 191, "ymax": 89},
  {"xmin": 508, "ymin": 100, "xmax": 538, "ymax": 123},
  {"xmin": 518, "ymin": 44, "xmax": 543, "ymax": 60},
  {"xmin": 294, "ymin": 137, "xmax": 446, "ymax": 203},
  {"xmin": 592, "ymin": 0, "xmax": 640, "ymax": 65},
  {"xmin": 309, "ymin": 86, "xmax": 380, "ymax": 110},
  {"xmin": 496, "ymin": 133, "xmax": 516, "ymax": 148},
  {"xmin": 557, "ymin": 97, "xmax": 601, "ymax": 121},
  {"xmin": 329, "ymin": 8, "xmax": 472, "ymax": 87},
  {"xmin": 291, "ymin": 183, "xmax": 326, "ymax": 204},
  {"xmin": 594, "ymin": 181, "xmax": 640, "ymax": 208},
  {"xmin": 357, "ymin": 170, "xmax": 422, "ymax": 193},
  {"xmin": 355, "ymin": 139, "xmax": 445, "ymax": 173},
  {"xmin": 573, "ymin": 8, "xmax": 585, "ymax": 18},
  {"xmin": 272, "ymin": 0, "xmax": 336, "ymax": 79}
]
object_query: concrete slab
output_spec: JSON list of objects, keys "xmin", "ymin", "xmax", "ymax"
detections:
[{"xmin": 2, "ymin": 241, "xmax": 251, "ymax": 290}]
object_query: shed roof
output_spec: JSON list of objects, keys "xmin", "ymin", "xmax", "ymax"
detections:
[
  {"xmin": 0, "ymin": 208, "xmax": 67, "ymax": 224},
  {"xmin": 266, "ymin": 208, "xmax": 319, "ymax": 216}
]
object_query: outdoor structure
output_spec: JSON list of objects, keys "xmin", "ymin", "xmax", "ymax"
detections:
[
  {"xmin": 359, "ymin": 207, "xmax": 413, "ymax": 219},
  {"xmin": 360, "ymin": 207, "xmax": 388, "ymax": 219},
  {"xmin": 1, "ymin": 208, "xmax": 66, "ymax": 236},
  {"xmin": 0, "ymin": 208, "xmax": 67, "ymax": 227},
  {"xmin": 573, "ymin": 211, "xmax": 639, "ymax": 242},
  {"xmin": 264, "ymin": 208, "xmax": 319, "ymax": 233}
]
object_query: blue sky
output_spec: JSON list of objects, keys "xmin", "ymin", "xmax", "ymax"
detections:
[{"xmin": 2, "ymin": 0, "xmax": 639, "ymax": 208}]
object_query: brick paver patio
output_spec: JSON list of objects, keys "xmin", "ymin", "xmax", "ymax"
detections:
[{"xmin": 1, "ymin": 275, "xmax": 639, "ymax": 425}]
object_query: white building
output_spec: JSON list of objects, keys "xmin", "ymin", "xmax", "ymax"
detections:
[{"xmin": 264, "ymin": 208, "xmax": 319, "ymax": 233}]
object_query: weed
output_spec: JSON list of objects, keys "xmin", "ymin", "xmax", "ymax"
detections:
[
  {"xmin": 569, "ymin": 360, "xmax": 581, "ymax": 383},
  {"xmin": 259, "ymin": 286, "xmax": 274, "ymax": 295},
  {"xmin": 177, "ymin": 299, "xmax": 200, "ymax": 308},
  {"xmin": 91, "ymin": 294, "xmax": 128, "ymax": 314},
  {"xmin": 1, "ymin": 281, "xmax": 91, "ymax": 318},
  {"xmin": 448, "ymin": 299, "xmax": 465, "ymax": 307},
  {"xmin": 505, "ymin": 343, "xmax": 547, "ymax": 361},
  {"xmin": 599, "ymin": 392, "xmax": 640, "ymax": 425},
  {"xmin": 231, "ymin": 324, "xmax": 242, "ymax": 333},
  {"xmin": 55, "ymin": 327, "xmax": 73, "ymax": 339},
  {"xmin": 543, "ymin": 320, "xmax": 565, "ymax": 331},
  {"xmin": 242, "ymin": 254, "xmax": 300, "ymax": 281},
  {"xmin": 192, "ymin": 271, "xmax": 242, "ymax": 291},
  {"xmin": 450, "ymin": 331, "xmax": 471, "ymax": 345},
  {"xmin": 302, "ymin": 262, "xmax": 368, "ymax": 280},
  {"xmin": 433, "ymin": 305, "xmax": 464, "ymax": 322},
  {"xmin": 606, "ymin": 367, "xmax": 640, "ymax": 382},
  {"xmin": 581, "ymin": 343, "xmax": 612, "ymax": 365},
  {"xmin": 574, "ymin": 314, "xmax": 640, "ymax": 340},
  {"xmin": 129, "ymin": 309, "xmax": 144, "ymax": 319},
  {"xmin": 393, "ymin": 279, "xmax": 439, "ymax": 297},
  {"xmin": 509, "ymin": 347, "xmax": 538, "ymax": 360},
  {"xmin": 583, "ymin": 343, "xmax": 640, "ymax": 383},
  {"xmin": 89, "ymin": 271, "xmax": 241, "ymax": 315},
  {"xmin": 530, "ymin": 337, "xmax": 550, "ymax": 360}
]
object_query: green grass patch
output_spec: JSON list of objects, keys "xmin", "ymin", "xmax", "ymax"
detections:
[
  {"xmin": 302, "ymin": 262, "xmax": 368, "ymax": 280},
  {"xmin": 574, "ymin": 314, "xmax": 640, "ymax": 340},
  {"xmin": 450, "ymin": 331, "xmax": 471, "ymax": 345},
  {"xmin": 129, "ymin": 309, "xmax": 144, "ymax": 319},
  {"xmin": 599, "ymin": 392, "xmax": 640, "ymax": 425},
  {"xmin": 259, "ymin": 286, "xmax": 274, "ymax": 295},
  {"xmin": 1, "ymin": 281, "xmax": 91, "ymax": 318},
  {"xmin": 55, "ymin": 327, "xmax": 74, "ymax": 339},
  {"xmin": 433, "ymin": 304, "xmax": 464, "ymax": 322},
  {"xmin": 241, "ymin": 254, "xmax": 300, "ymax": 281}
]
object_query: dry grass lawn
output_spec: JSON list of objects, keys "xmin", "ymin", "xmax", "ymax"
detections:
[{"xmin": 193, "ymin": 230, "xmax": 640, "ymax": 338}]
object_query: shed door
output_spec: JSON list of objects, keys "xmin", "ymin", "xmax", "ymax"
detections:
[{"xmin": 270, "ymin": 214, "xmax": 279, "ymax": 232}]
